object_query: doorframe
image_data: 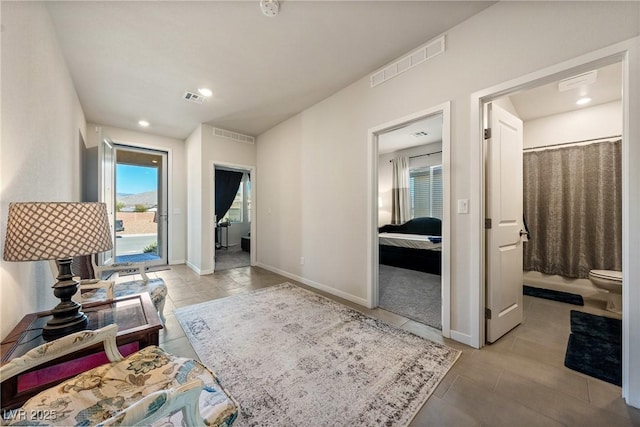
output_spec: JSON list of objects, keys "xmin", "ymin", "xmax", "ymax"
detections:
[
  {"xmin": 209, "ymin": 161, "xmax": 257, "ymax": 272},
  {"xmin": 470, "ymin": 37, "xmax": 639, "ymax": 404},
  {"xmin": 367, "ymin": 101, "xmax": 451, "ymax": 338}
]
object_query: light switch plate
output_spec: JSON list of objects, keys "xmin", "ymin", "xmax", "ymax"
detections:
[{"xmin": 457, "ymin": 199, "xmax": 469, "ymax": 214}]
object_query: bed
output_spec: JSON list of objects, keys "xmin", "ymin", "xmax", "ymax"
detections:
[{"xmin": 379, "ymin": 217, "xmax": 442, "ymax": 275}]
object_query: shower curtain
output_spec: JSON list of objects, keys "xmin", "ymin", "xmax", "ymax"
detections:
[{"xmin": 523, "ymin": 140, "xmax": 622, "ymax": 279}]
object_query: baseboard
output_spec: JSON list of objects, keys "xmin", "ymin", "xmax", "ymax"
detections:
[
  {"xmin": 186, "ymin": 261, "xmax": 213, "ymax": 276},
  {"xmin": 255, "ymin": 262, "xmax": 370, "ymax": 308},
  {"xmin": 169, "ymin": 259, "xmax": 185, "ymax": 265},
  {"xmin": 449, "ymin": 330, "xmax": 475, "ymax": 348}
]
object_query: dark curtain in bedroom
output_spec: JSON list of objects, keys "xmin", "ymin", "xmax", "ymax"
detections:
[
  {"xmin": 523, "ymin": 140, "xmax": 622, "ymax": 278},
  {"xmin": 215, "ymin": 169, "xmax": 244, "ymax": 221}
]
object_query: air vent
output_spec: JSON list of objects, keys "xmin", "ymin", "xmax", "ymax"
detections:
[
  {"xmin": 213, "ymin": 127, "xmax": 255, "ymax": 144},
  {"xmin": 370, "ymin": 35, "xmax": 446, "ymax": 88},
  {"xmin": 183, "ymin": 91, "xmax": 205, "ymax": 104},
  {"xmin": 558, "ymin": 70, "xmax": 598, "ymax": 92}
]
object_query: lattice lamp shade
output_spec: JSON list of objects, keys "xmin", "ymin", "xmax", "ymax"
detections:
[{"xmin": 3, "ymin": 202, "xmax": 113, "ymax": 261}]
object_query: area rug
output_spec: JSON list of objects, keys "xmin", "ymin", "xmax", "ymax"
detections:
[
  {"xmin": 564, "ymin": 310, "xmax": 621, "ymax": 386},
  {"xmin": 379, "ymin": 264, "xmax": 441, "ymax": 329},
  {"xmin": 523, "ymin": 284, "xmax": 584, "ymax": 305},
  {"xmin": 175, "ymin": 283, "xmax": 460, "ymax": 426}
]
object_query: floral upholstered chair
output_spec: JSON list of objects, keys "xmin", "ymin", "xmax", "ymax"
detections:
[{"xmin": 0, "ymin": 325, "xmax": 238, "ymax": 426}]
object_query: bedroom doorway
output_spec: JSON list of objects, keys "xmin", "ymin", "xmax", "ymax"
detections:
[{"xmin": 368, "ymin": 102, "xmax": 451, "ymax": 337}]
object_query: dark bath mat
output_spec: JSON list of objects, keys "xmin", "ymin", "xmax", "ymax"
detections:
[
  {"xmin": 564, "ymin": 311, "xmax": 622, "ymax": 386},
  {"xmin": 570, "ymin": 310, "xmax": 622, "ymax": 345},
  {"xmin": 523, "ymin": 285, "xmax": 584, "ymax": 306}
]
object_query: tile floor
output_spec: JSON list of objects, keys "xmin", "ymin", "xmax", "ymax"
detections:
[{"xmin": 120, "ymin": 264, "xmax": 640, "ymax": 426}]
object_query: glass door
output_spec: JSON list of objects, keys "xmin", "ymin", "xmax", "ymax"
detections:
[
  {"xmin": 98, "ymin": 133, "xmax": 115, "ymax": 266},
  {"xmin": 113, "ymin": 145, "xmax": 168, "ymax": 267}
]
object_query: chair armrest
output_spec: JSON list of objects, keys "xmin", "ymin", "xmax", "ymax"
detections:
[
  {"xmin": 0, "ymin": 325, "xmax": 123, "ymax": 382},
  {"xmin": 94, "ymin": 262, "xmax": 149, "ymax": 282},
  {"xmin": 96, "ymin": 380, "xmax": 207, "ymax": 427},
  {"xmin": 79, "ymin": 279, "xmax": 115, "ymax": 299}
]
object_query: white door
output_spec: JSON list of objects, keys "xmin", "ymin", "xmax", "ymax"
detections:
[
  {"xmin": 485, "ymin": 103, "xmax": 525, "ymax": 343},
  {"xmin": 98, "ymin": 133, "xmax": 116, "ymax": 265}
]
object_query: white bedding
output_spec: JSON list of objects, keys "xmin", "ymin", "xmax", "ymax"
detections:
[{"xmin": 378, "ymin": 233, "xmax": 442, "ymax": 251}]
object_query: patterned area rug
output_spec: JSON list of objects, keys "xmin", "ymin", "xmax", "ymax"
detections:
[{"xmin": 175, "ymin": 283, "xmax": 460, "ymax": 426}]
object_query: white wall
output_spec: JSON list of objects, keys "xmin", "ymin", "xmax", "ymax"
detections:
[
  {"xmin": 85, "ymin": 124, "xmax": 188, "ymax": 265},
  {"xmin": 255, "ymin": 2, "xmax": 639, "ymax": 344},
  {"xmin": 0, "ymin": 2, "xmax": 87, "ymax": 339},
  {"xmin": 524, "ymin": 100, "xmax": 622, "ymax": 148},
  {"xmin": 378, "ymin": 142, "xmax": 442, "ymax": 227},
  {"xmin": 185, "ymin": 125, "xmax": 203, "ymax": 272}
]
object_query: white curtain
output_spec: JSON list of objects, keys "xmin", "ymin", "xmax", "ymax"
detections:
[{"xmin": 391, "ymin": 157, "xmax": 410, "ymax": 224}]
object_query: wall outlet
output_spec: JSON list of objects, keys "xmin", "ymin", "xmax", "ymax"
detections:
[{"xmin": 300, "ymin": 256, "xmax": 305, "ymax": 265}]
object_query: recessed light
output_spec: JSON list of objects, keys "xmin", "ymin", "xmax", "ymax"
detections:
[
  {"xmin": 576, "ymin": 97, "xmax": 592, "ymax": 106},
  {"xmin": 197, "ymin": 88, "xmax": 213, "ymax": 97},
  {"xmin": 138, "ymin": 120, "xmax": 150, "ymax": 127}
]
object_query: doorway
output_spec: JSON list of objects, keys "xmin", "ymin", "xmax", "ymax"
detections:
[
  {"xmin": 114, "ymin": 146, "xmax": 168, "ymax": 266},
  {"xmin": 480, "ymin": 57, "xmax": 625, "ymax": 345},
  {"xmin": 98, "ymin": 134, "xmax": 168, "ymax": 267},
  {"xmin": 368, "ymin": 102, "xmax": 451, "ymax": 337},
  {"xmin": 213, "ymin": 164, "xmax": 253, "ymax": 272}
]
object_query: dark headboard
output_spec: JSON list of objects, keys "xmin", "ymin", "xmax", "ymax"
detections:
[{"xmin": 379, "ymin": 217, "xmax": 441, "ymax": 236}]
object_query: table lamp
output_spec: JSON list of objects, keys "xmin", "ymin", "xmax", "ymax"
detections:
[{"xmin": 3, "ymin": 202, "xmax": 113, "ymax": 340}]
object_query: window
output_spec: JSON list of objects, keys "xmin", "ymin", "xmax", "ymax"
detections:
[
  {"xmin": 224, "ymin": 183, "xmax": 243, "ymax": 223},
  {"xmin": 410, "ymin": 165, "xmax": 442, "ymax": 219},
  {"xmin": 222, "ymin": 172, "xmax": 251, "ymax": 223}
]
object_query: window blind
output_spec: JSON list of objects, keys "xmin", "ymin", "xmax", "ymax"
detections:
[{"xmin": 410, "ymin": 165, "xmax": 442, "ymax": 219}]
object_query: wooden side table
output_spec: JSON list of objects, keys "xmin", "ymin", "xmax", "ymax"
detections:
[{"xmin": 1, "ymin": 293, "xmax": 162, "ymax": 412}]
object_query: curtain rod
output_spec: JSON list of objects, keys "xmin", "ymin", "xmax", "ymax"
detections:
[
  {"xmin": 523, "ymin": 135, "xmax": 622, "ymax": 152},
  {"xmin": 389, "ymin": 151, "xmax": 442, "ymax": 162}
]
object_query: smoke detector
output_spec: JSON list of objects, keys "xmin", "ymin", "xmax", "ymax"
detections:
[{"xmin": 260, "ymin": 0, "xmax": 279, "ymax": 17}]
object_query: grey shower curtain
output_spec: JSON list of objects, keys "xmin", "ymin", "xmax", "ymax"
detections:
[
  {"xmin": 391, "ymin": 157, "xmax": 410, "ymax": 224},
  {"xmin": 523, "ymin": 140, "xmax": 622, "ymax": 278}
]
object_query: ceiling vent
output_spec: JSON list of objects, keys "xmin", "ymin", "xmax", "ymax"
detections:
[
  {"xmin": 213, "ymin": 127, "xmax": 255, "ymax": 144},
  {"xmin": 558, "ymin": 70, "xmax": 598, "ymax": 92},
  {"xmin": 370, "ymin": 35, "xmax": 446, "ymax": 88},
  {"xmin": 183, "ymin": 91, "xmax": 205, "ymax": 104}
]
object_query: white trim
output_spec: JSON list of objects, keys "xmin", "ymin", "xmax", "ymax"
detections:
[
  {"xmin": 449, "ymin": 330, "xmax": 473, "ymax": 347},
  {"xmin": 169, "ymin": 259, "xmax": 185, "ymax": 265},
  {"xmin": 367, "ymin": 101, "xmax": 451, "ymax": 339},
  {"xmin": 210, "ymin": 160, "xmax": 257, "ymax": 272},
  {"xmin": 186, "ymin": 261, "xmax": 213, "ymax": 276},
  {"xmin": 470, "ymin": 38, "xmax": 639, "ymax": 405},
  {"xmin": 255, "ymin": 262, "xmax": 370, "ymax": 308}
]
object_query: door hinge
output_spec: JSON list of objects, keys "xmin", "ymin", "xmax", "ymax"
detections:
[
  {"xmin": 485, "ymin": 308, "xmax": 492, "ymax": 319},
  {"xmin": 485, "ymin": 218, "xmax": 492, "ymax": 229},
  {"xmin": 484, "ymin": 128, "xmax": 492, "ymax": 139}
]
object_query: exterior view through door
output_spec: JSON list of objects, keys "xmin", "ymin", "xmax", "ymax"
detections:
[{"xmin": 99, "ymin": 136, "xmax": 169, "ymax": 267}]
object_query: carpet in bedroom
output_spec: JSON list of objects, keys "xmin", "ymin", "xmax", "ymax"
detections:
[
  {"xmin": 378, "ymin": 264, "xmax": 442, "ymax": 330},
  {"xmin": 175, "ymin": 283, "xmax": 459, "ymax": 427}
]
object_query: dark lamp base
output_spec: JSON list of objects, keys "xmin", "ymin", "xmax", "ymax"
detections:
[
  {"xmin": 43, "ymin": 257, "xmax": 89, "ymax": 341},
  {"xmin": 43, "ymin": 313, "xmax": 88, "ymax": 340}
]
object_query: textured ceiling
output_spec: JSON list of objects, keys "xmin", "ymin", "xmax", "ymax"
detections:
[{"xmin": 46, "ymin": 1, "xmax": 494, "ymax": 139}]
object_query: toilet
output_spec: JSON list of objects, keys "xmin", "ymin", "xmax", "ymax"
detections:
[{"xmin": 589, "ymin": 270, "xmax": 622, "ymax": 313}]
